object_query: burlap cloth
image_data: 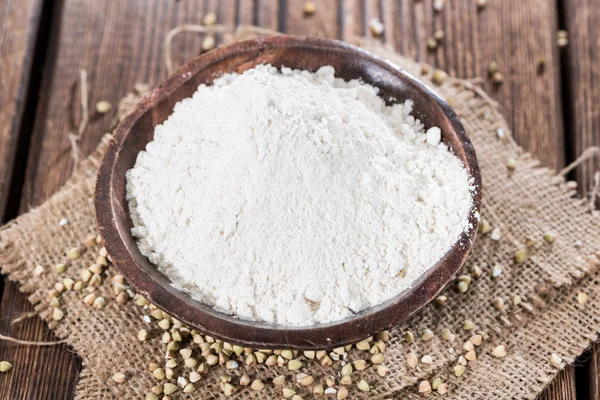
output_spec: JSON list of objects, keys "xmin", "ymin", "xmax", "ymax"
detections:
[{"xmin": 1, "ymin": 31, "xmax": 600, "ymax": 400}]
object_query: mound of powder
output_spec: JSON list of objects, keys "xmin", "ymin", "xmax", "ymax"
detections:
[{"xmin": 126, "ymin": 64, "xmax": 475, "ymax": 326}]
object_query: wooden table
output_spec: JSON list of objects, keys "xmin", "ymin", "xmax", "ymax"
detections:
[{"xmin": 0, "ymin": 0, "xmax": 598, "ymax": 398}]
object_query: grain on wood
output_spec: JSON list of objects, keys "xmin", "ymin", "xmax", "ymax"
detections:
[
  {"xmin": 398, "ymin": 0, "xmax": 564, "ymax": 170},
  {"xmin": 284, "ymin": 0, "xmax": 339, "ymax": 38},
  {"xmin": 0, "ymin": 0, "xmax": 44, "ymax": 218},
  {"xmin": 0, "ymin": 283, "xmax": 79, "ymax": 399},
  {"xmin": 562, "ymin": 0, "xmax": 600, "ymax": 193},
  {"xmin": 340, "ymin": 0, "xmax": 564, "ymax": 169}
]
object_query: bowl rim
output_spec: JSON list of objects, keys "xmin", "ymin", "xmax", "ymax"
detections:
[{"xmin": 95, "ymin": 34, "xmax": 482, "ymax": 350}]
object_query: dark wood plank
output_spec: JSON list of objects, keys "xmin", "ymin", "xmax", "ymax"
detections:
[
  {"xmin": 19, "ymin": 0, "xmax": 240, "ymax": 212},
  {"xmin": 555, "ymin": 2, "xmax": 600, "ymax": 396},
  {"xmin": 404, "ymin": 0, "xmax": 564, "ymax": 170},
  {"xmin": 562, "ymin": 0, "xmax": 600, "ymax": 191},
  {"xmin": 284, "ymin": 0, "xmax": 339, "ymax": 38},
  {"xmin": 544, "ymin": 366, "xmax": 578, "ymax": 400},
  {"xmin": 0, "ymin": 1, "xmax": 79, "ymax": 399},
  {"xmin": 340, "ymin": 0, "xmax": 365, "ymax": 39},
  {"xmin": 588, "ymin": 346, "xmax": 600, "ymax": 400},
  {"xmin": 0, "ymin": 0, "xmax": 44, "ymax": 218},
  {"xmin": 0, "ymin": 284, "xmax": 80, "ymax": 399}
]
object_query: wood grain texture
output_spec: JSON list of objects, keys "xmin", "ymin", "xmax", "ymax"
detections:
[
  {"xmin": 0, "ymin": 284, "xmax": 80, "ymax": 399},
  {"xmin": 0, "ymin": 2, "xmax": 80, "ymax": 399},
  {"xmin": 544, "ymin": 366, "xmax": 578, "ymax": 400},
  {"xmin": 285, "ymin": 0, "xmax": 339, "ymax": 38},
  {"xmin": 588, "ymin": 346, "xmax": 600, "ymax": 400},
  {"xmin": 0, "ymin": 0, "xmax": 44, "ymax": 218},
  {"xmin": 555, "ymin": 0, "xmax": 600, "ymax": 392},
  {"xmin": 562, "ymin": 0, "xmax": 600, "ymax": 193},
  {"xmin": 20, "ymin": 0, "xmax": 235, "ymax": 212}
]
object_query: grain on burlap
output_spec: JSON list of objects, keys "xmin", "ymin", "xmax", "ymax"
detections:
[{"xmin": 1, "ymin": 32, "xmax": 600, "ymax": 400}]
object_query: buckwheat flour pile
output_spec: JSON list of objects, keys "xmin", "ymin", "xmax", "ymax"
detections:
[{"xmin": 125, "ymin": 64, "xmax": 475, "ymax": 326}]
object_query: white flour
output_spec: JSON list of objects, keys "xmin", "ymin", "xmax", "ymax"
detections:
[{"xmin": 126, "ymin": 65, "xmax": 474, "ymax": 326}]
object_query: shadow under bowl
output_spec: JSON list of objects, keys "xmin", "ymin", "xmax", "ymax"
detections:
[{"xmin": 95, "ymin": 35, "xmax": 482, "ymax": 350}]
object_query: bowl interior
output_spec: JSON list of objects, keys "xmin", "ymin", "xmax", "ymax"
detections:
[{"xmin": 96, "ymin": 35, "xmax": 481, "ymax": 349}]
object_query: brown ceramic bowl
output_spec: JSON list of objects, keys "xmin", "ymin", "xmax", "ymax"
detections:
[{"xmin": 95, "ymin": 35, "xmax": 482, "ymax": 350}]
